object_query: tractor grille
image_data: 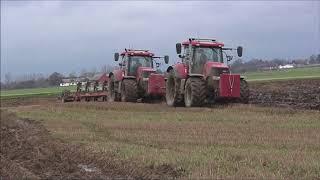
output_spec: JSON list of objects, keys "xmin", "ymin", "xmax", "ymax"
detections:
[{"xmin": 211, "ymin": 68, "xmax": 229, "ymax": 76}]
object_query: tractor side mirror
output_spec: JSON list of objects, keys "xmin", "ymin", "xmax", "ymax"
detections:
[
  {"xmin": 164, "ymin": 55, "xmax": 169, "ymax": 64},
  {"xmin": 176, "ymin": 43, "xmax": 182, "ymax": 54},
  {"xmin": 237, "ymin": 46, "xmax": 243, "ymax": 57},
  {"xmin": 114, "ymin": 53, "xmax": 119, "ymax": 61}
]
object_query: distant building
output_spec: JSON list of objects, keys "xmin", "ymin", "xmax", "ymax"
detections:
[
  {"xmin": 60, "ymin": 74, "xmax": 109, "ymax": 87},
  {"xmin": 260, "ymin": 66, "xmax": 277, "ymax": 71},
  {"xmin": 60, "ymin": 79, "xmax": 76, "ymax": 87},
  {"xmin": 59, "ymin": 77, "xmax": 87, "ymax": 87},
  {"xmin": 279, "ymin": 64, "xmax": 294, "ymax": 69}
]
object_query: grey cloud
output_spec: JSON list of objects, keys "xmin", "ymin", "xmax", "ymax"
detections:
[{"xmin": 1, "ymin": 1, "xmax": 319, "ymax": 79}]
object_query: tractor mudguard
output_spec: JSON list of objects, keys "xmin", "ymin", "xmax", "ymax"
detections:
[
  {"xmin": 173, "ymin": 64, "xmax": 188, "ymax": 79},
  {"xmin": 113, "ymin": 70, "xmax": 124, "ymax": 82},
  {"xmin": 147, "ymin": 74, "xmax": 165, "ymax": 96},
  {"xmin": 219, "ymin": 74, "xmax": 241, "ymax": 98}
]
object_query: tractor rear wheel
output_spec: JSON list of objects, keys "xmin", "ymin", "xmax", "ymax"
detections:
[
  {"xmin": 108, "ymin": 76, "xmax": 120, "ymax": 102},
  {"xmin": 239, "ymin": 79, "xmax": 249, "ymax": 103},
  {"xmin": 121, "ymin": 79, "xmax": 138, "ymax": 102},
  {"xmin": 184, "ymin": 77, "xmax": 206, "ymax": 107},
  {"xmin": 165, "ymin": 70, "xmax": 183, "ymax": 106}
]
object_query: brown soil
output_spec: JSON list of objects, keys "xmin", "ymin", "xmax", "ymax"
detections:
[
  {"xmin": 249, "ymin": 79, "xmax": 320, "ymax": 110},
  {"xmin": 0, "ymin": 97, "xmax": 57, "ymax": 108},
  {"xmin": 0, "ymin": 110, "xmax": 184, "ymax": 179}
]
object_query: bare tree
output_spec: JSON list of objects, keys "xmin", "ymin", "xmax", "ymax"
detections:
[
  {"xmin": 106, "ymin": 65, "xmax": 114, "ymax": 73},
  {"xmin": 91, "ymin": 67, "xmax": 97, "ymax": 75},
  {"xmin": 100, "ymin": 65, "xmax": 107, "ymax": 73},
  {"xmin": 4, "ymin": 72, "xmax": 11, "ymax": 85},
  {"xmin": 69, "ymin": 71, "xmax": 77, "ymax": 78},
  {"xmin": 48, "ymin": 72, "xmax": 64, "ymax": 86},
  {"xmin": 80, "ymin": 68, "xmax": 87, "ymax": 77}
]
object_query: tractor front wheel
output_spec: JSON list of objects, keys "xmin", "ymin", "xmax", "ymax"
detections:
[
  {"xmin": 121, "ymin": 79, "xmax": 138, "ymax": 102},
  {"xmin": 184, "ymin": 77, "xmax": 206, "ymax": 107},
  {"xmin": 165, "ymin": 70, "xmax": 183, "ymax": 106},
  {"xmin": 239, "ymin": 79, "xmax": 249, "ymax": 104},
  {"xmin": 107, "ymin": 76, "xmax": 120, "ymax": 102}
]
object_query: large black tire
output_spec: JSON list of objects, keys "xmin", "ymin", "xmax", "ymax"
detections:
[
  {"xmin": 239, "ymin": 79, "xmax": 249, "ymax": 104},
  {"xmin": 121, "ymin": 79, "xmax": 138, "ymax": 102},
  {"xmin": 165, "ymin": 70, "xmax": 183, "ymax": 106},
  {"xmin": 107, "ymin": 76, "xmax": 120, "ymax": 102},
  {"xmin": 184, "ymin": 77, "xmax": 206, "ymax": 107}
]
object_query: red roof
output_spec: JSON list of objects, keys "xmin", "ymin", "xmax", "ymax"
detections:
[
  {"xmin": 120, "ymin": 49, "xmax": 154, "ymax": 57},
  {"xmin": 92, "ymin": 73, "xmax": 109, "ymax": 82},
  {"xmin": 182, "ymin": 40, "xmax": 224, "ymax": 47}
]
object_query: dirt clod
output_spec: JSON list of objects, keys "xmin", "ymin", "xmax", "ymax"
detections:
[{"xmin": 249, "ymin": 79, "xmax": 320, "ymax": 110}]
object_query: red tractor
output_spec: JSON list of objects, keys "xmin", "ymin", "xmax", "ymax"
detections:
[
  {"xmin": 108, "ymin": 49, "xmax": 169, "ymax": 102},
  {"xmin": 166, "ymin": 38, "xmax": 249, "ymax": 107}
]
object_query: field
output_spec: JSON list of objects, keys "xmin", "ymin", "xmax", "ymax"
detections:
[
  {"xmin": 0, "ymin": 86, "xmax": 75, "ymax": 99},
  {"xmin": 1, "ymin": 101, "xmax": 319, "ymax": 179},
  {"xmin": 1, "ymin": 78, "xmax": 320, "ymax": 179},
  {"xmin": 1, "ymin": 66, "xmax": 319, "ymax": 99},
  {"xmin": 244, "ymin": 66, "xmax": 320, "ymax": 81}
]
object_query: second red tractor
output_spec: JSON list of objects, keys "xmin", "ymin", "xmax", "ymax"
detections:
[{"xmin": 108, "ymin": 49, "xmax": 169, "ymax": 102}]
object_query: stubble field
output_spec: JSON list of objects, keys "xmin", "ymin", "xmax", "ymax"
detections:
[{"xmin": 1, "ymin": 79, "xmax": 320, "ymax": 179}]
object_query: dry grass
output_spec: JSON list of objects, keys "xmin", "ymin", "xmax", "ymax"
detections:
[{"xmin": 10, "ymin": 102, "xmax": 320, "ymax": 179}]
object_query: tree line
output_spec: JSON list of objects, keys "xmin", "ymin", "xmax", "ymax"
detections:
[
  {"xmin": 1, "ymin": 54, "xmax": 319, "ymax": 90},
  {"xmin": 230, "ymin": 54, "xmax": 320, "ymax": 73},
  {"xmin": 1, "ymin": 65, "xmax": 114, "ymax": 90}
]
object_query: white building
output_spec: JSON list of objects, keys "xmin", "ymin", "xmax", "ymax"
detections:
[
  {"xmin": 279, "ymin": 64, "xmax": 294, "ymax": 69},
  {"xmin": 60, "ymin": 79, "xmax": 76, "ymax": 87},
  {"xmin": 60, "ymin": 77, "xmax": 88, "ymax": 87}
]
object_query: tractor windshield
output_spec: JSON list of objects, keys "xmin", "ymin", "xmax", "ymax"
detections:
[
  {"xmin": 128, "ymin": 56, "xmax": 153, "ymax": 75},
  {"xmin": 192, "ymin": 47, "xmax": 223, "ymax": 73}
]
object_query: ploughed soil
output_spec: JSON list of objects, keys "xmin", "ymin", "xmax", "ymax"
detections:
[
  {"xmin": 0, "ymin": 110, "xmax": 184, "ymax": 179},
  {"xmin": 249, "ymin": 79, "xmax": 320, "ymax": 110},
  {"xmin": 0, "ymin": 79, "xmax": 318, "ymax": 178}
]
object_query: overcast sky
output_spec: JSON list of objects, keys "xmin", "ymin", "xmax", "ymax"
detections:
[{"xmin": 1, "ymin": 1, "xmax": 319, "ymax": 79}]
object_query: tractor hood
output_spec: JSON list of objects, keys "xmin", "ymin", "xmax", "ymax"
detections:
[
  {"xmin": 137, "ymin": 67, "xmax": 156, "ymax": 78},
  {"xmin": 203, "ymin": 62, "xmax": 229, "ymax": 77},
  {"xmin": 205, "ymin": 62, "xmax": 228, "ymax": 68}
]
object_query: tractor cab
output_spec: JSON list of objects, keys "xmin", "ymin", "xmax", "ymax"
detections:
[
  {"xmin": 115, "ymin": 49, "xmax": 155, "ymax": 77},
  {"xmin": 176, "ymin": 38, "xmax": 242, "ymax": 77},
  {"xmin": 128, "ymin": 55, "xmax": 153, "ymax": 76},
  {"xmin": 114, "ymin": 49, "xmax": 169, "ymax": 78}
]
